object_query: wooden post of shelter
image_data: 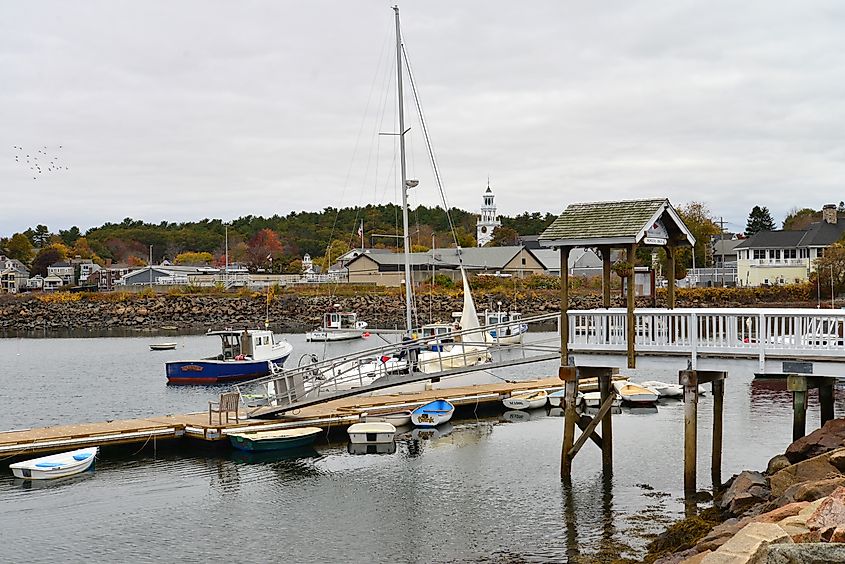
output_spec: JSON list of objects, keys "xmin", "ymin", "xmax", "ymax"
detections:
[
  {"xmin": 626, "ymin": 244, "xmax": 637, "ymax": 369},
  {"xmin": 666, "ymin": 244, "xmax": 676, "ymax": 309},
  {"xmin": 559, "ymin": 246, "xmax": 578, "ymax": 477},
  {"xmin": 601, "ymin": 245, "xmax": 611, "ymax": 308}
]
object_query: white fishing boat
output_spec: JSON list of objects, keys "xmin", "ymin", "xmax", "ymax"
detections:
[
  {"xmin": 10, "ymin": 447, "xmax": 98, "ymax": 480},
  {"xmin": 306, "ymin": 311, "xmax": 369, "ymax": 342},
  {"xmin": 612, "ymin": 381, "xmax": 659, "ymax": 405},
  {"xmin": 347, "ymin": 421, "xmax": 396, "ymax": 444},
  {"xmin": 502, "ymin": 389, "xmax": 548, "ymax": 410},
  {"xmin": 483, "ymin": 310, "xmax": 528, "ymax": 345},
  {"xmin": 149, "ymin": 342, "xmax": 177, "ymax": 351},
  {"xmin": 410, "ymin": 399, "xmax": 455, "ymax": 427},
  {"xmin": 314, "ymin": 355, "xmax": 408, "ymax": 394}
]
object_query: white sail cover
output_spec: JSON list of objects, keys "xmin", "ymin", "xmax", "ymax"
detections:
[{"xmin": 458, "ymin": 267, "xmax": 483, "ymax": 346}]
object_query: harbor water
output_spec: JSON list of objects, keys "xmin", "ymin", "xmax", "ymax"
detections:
[{"xmin": 0, "ymin": 332, "xmax": 838, "ymax": 563}]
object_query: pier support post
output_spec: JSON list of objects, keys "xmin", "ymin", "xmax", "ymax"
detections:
[
  {"xmin": 680, "ymin": 370, "xmax": 727, "ymax": 496},
  {"xmin": 682, "ymin": 371, "xmax": 698, "ymax": 495},
  {"xmin": 598, "ymin": 369, "xmax": 613, "ymax": 472},
  {"xmin": 788, "ymin": 374, "xmax": 837, "ymax": 442},
  {"xmin": 560, "ymin": 365, "xmax": 578, "ymax": 477},
  {"xmin": 666, "ymin": 244, "xmax": 676, "ymax": 309},
  {"xmin": 711, "ymin": 378, "xmax": 724, "ymax": 488}
]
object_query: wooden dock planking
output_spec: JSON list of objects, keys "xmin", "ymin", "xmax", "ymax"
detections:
[{"xmin": 0, "ymin": 377, "xmax": 565, "ymax": 457}]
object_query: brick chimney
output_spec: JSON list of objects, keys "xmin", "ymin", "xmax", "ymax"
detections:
[{"xmin": 823, "ymin": 203, "xmax": 837, "ymax": 224}]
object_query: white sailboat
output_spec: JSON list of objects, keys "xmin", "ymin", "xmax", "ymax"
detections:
[{"xmin": 417, "ymin": 269, "xmax": 492, "ymax": 374}]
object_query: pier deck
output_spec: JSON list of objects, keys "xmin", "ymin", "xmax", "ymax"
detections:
[{"xmin": 0, "ymin": 377, "xmax": 564, "ymax": 458}]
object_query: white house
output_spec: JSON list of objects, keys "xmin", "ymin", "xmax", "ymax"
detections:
[
  {"xmin": 735, "ymin": 204, "xmax": 845, "ymax": 287},
  {"xmin": 0, "ymin": 255, "xmax": 29, "ymax": 293},
  {"xmin": 47, "ymin": 261, "xmax": 75, "ymax": 286}
]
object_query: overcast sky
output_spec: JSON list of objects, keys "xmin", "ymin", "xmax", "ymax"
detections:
[{"xmin": 2, "ymin": 1, "xmax": 845, "ymax": 238}]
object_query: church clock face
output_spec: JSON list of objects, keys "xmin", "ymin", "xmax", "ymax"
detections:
[{"xmin": 481, "ymin": 226, "xmax": 487, "ymax": 234}]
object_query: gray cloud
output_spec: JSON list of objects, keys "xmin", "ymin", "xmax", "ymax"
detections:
[{"xmin": 2, "ymin": 0, "xmax": 844, "ymax": 237}]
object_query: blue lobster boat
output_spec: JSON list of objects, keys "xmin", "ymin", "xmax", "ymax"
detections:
[{"xmin": 165, "ymin": 329, "xmax": 293, "ymax": 385}]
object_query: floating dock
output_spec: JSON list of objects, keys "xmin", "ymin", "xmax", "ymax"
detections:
[{"xmin": 0, "ymin": 377, "xmax": 569, "ymax": 458}]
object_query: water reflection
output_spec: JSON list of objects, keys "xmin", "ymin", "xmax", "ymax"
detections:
[
  {"xmin": 347, "ymin": 442, "xmax": 397, "ymax": 455},
  {"xmin": 228, "ymin": 446, "xmax": 319, "ymax": 465}
]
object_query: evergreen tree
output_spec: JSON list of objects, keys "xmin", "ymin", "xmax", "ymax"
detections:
[{"xmin": 745, "ymin": 206, "xmax": 775, "ymax": 236}]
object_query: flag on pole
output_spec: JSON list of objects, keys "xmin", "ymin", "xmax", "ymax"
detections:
[{"xmin": 358, "ymin": 220, "xmax": 364, "ymax": 248}]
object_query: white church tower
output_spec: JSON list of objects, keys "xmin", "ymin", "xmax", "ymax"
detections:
[{"xmin": 476, "ymin": 182, "xmax": 501, "ymax": 246}]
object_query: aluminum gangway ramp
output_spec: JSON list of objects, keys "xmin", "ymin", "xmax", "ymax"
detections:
[{"xmin": 234, "ymin": 312, "xmax": 562, "ymax": 418}]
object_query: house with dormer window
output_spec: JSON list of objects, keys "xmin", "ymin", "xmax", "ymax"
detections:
[{"xmin": 735, "ymin": 204, "xmax": 845, "ymax": 287}]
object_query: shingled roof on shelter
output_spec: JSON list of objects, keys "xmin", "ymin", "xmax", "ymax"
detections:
[{"xmin": 538, "ymin": 198, "xmax": 695, "ymax": 248}]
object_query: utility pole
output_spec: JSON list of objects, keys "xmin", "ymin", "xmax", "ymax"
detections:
[
  {"xmin": 720, "ymin": 217, "xmax": 725, "ymax": 287},
  {"xmin": 149, "ymin": 245, "xmax": 153, "ymax": 289}
]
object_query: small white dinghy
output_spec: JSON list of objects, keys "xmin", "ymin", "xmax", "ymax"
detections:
[
  {"xmin": 363, "ymin": 410, "xmax": 412, "ymax": 427},
  {"xmin": 502, "ymin": 390, "xmax": 548, "ymax": 410},
  {"xmin": 641, "ymin": 380, "xmax": 683, "ymax": 398},
  {"xmin": 580, "ymin": 391, "xmax": 622, "ymax": 408},
  {"xmin": 612, "ymin": 381, "xmax": 659, "ymax": 406},
  {"xmin": 10, "ymin": 447, "xmax": 98, "ymax": 480},
  {"xmin": 548, "ymin": 389, "xmax": 566, "ymax": 407},
  {"xmin": 149, "ymin": 342, "xmax": 177, "ymax": 351},
  {"xmin": 347, "ymin": 421, "xmax": 396, "ymax": 444}
]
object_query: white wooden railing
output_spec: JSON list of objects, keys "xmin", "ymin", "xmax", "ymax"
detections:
[{"xmin": 568, "ymin": 308, "xmax": 845, "ymax": 368}]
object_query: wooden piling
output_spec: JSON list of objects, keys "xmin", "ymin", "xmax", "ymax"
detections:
[
  {"xmin": 711, "ymin": 378, "xmax": 724, "ymax": 488},
  {"xmin": 681, "ymin": 371, "xmax": 698, "ymax": 495},
  {"xmin": 787, "ymin": 374, "xmax": 837, "ymax": 441},
  {"xmin": 599, "ymin": 371, "xmax": 613, "ymax": 472},
  {"xmin": 560, "ymin": 246, "xmax": 571, "ymax": 362},
  {"xmin": 560, "ymin": 365, "xmax": 578, "ymax": 477}
]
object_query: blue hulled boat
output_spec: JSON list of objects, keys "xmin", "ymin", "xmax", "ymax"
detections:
[
  {"xmin": 410, "ymin": 399, "xmax": 455, "ymax": 428},
  {"xmin": 166, "ymin": 329, "xmax": 292, "ymax": 385}
]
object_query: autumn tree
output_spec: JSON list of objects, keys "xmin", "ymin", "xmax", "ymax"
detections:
[
  {"xmin": 783, "ymin": 207, "xmax": 819, "ymax": 230},
  {"xmin": 246, "ymin": 228, "xmax": 285, "ymax": 271},
  {"xmin": 31, "ymin": 242, "xmax": 70, "ymax": 276},
  {"xmin": 812, "ymin": 243, "xmax": 845, "ymax": 298},
  {"xmin": 745, "ymin": 206, "xmax": 775, "ymax": 236},
  {"xmin": 7, "ymin": 233, "xmax": 35, "ymax": 264},
  {"xmin": 174, "ymin": 251, "xmax": 214, "ymax": 266},
  {"xmin": 676, "ymin": 202, "xmax": 720, "ymax": 268},
  {"xmin": 488, "ymin": 225, "xmax": 520, "ymax": 247},
  {"xmin": 315, "ymin": 239, "xmax": 352, "ymax": 270}
]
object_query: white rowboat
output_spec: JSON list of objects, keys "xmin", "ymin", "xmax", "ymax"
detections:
[
  {"xmin": 410, "ymin": 399, "xmax": 455, "ymax": 428},
  {"xmin": 10, "ymin": 447, "xmax": 98, "ymax": 480},
  {"xmin": 641, "ymin": 380, "xmax": 683, "ymax": 398},
  {"xmin": 363, "ymin": 410, "xmax": 412, "ymax": 427},
  {"xmin": 502, "ymin": 389, "xmax": 548, "ymax": 410},
  {"xmin": 612, "ymin": 381, "xmax": 659, "ymax": 405},
  {"xmin": 347, "ymin": 422, "xmax": 396, "ymax": 444}
]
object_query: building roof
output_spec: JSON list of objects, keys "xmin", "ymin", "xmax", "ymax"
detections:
[
  {"xmin": 49, "ymin": 261, "xmax": 72, "ymax": 268},
  {"xmin": 539, "ymin": 198, "xmax": 695, "ymax": 247},
  {"xmin": 345, "ymin": 246, "xmax": 536, "ymax": 271},
  {"xmin": 713, "ymin": 239, "xmax": 742, "ymax": 255},
  {"xmin": 735, "ymin": 220, "xmax": 845, "ymax": 249}
]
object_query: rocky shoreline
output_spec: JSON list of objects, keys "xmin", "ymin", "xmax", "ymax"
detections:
[
  {"xmin": 646, "ymin": 419, "xmax": 845, "ymax": 563},
  {"xmin": 0, "ymin": 291, "xmax": 817, "ymax": 335}
]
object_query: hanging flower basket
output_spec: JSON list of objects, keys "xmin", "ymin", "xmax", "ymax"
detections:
[{"xmin": 612, "ymin": 261, "xmax": 634, "ymax": 278}]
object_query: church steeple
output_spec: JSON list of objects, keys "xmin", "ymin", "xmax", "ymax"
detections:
[{"xmin": 476, "ymin": 180, "xmax": 501, "ymax": 246}]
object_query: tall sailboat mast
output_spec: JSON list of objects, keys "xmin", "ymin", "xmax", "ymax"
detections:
[{"xmin": 394, "ymin": 5, "xmax": 414, "ymax": 333}]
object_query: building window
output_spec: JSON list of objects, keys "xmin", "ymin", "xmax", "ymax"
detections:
[
  {"xmin": 784, "ymin": 249, "xmax": 796, "ymax": 259},
  {"xmin": 753, "ymin": 250, "xmax": 765, "ymax": 260},
  {"xmin": 521, "ymin": 258, "xmax": 526, "ymax": 265},
  {"xmin": 772, "ymin": 249, "xmax": 781, "ymax": 260}
]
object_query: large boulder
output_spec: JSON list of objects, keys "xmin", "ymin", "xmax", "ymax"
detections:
[
  {"xmin": 699, "ymin": 522, "xmax": 791, "ymax": 563},
  {"xmin": 769, "ymin": 448, "xmax": 845, "ymax": 498},
  {"xmin": 761, "ymin": 543, "xmax": 845, "ymax": 563},
  {"xmin": 785, "ymin": 418, "xmax": 845, "ymax": 463},
  {"xmin": 718, "ymin": 471, "xmax": 771, "ymax": 515},
  {"xmin": 775, "ymin": 476, "xmax": 845, "ymax": 506},
  {"xmin": 806, "ymin": 486, "xmax": 845, "ymax": 533}
]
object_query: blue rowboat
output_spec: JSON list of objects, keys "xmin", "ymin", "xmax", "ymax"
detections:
[
  {"xmin": 410, "ymin": 399, "xmax": 455, "ymax": 428},
  {"xmin": 228, "ymin": 427, "xmax": 322, "ymax": 452},
  {"xmin": 166, "ymin": 329, "xmax": 293, "ymax": 385},
  {"xmin": 548, "ymin": 389, "xmax": 566, "ymax": 407}
]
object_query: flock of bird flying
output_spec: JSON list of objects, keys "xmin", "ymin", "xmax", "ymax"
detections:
[{"xmin": 12, "ymin": 145, "xmax": 70, "ymax": 180}]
